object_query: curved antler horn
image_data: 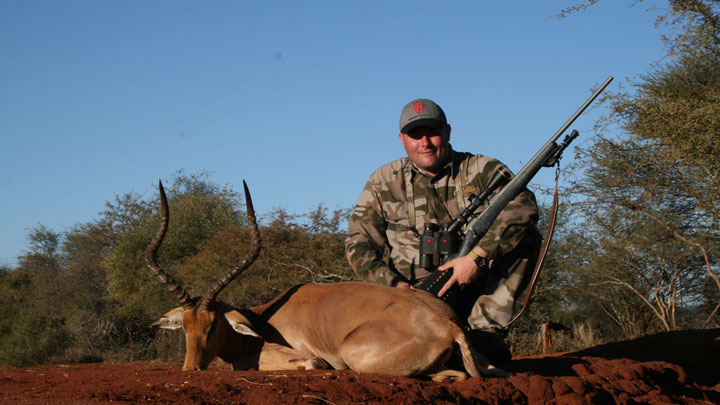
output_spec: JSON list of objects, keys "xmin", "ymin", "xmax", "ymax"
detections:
[
  {"xmin": 199, "ymin": 180, "xmax": 261, "ymax": 310},
  {"xmin": 144, "ymin": 180, "xmax": 194, "ymax": 308}
]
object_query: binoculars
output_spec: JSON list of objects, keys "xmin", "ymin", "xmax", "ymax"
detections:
[{"xmin": 419, "ymin": 222, "xmax": 459, "ymax": 270}]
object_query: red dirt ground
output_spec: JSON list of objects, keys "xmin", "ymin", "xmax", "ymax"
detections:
[{"xmin": 2, "ymin": 329, "xmax": 718, "ymax": 404}]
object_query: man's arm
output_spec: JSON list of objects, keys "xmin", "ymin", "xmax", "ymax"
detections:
[
  {"xmin": 345, "ymin": 179, "xmax": 403, "ymax": 286},
  {"xmin": 475, "ymin": 186, "xmax": 539, "ymax": 259}
]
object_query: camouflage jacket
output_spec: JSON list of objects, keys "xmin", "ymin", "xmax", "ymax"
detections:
[{"xmin": 345, "ymin": 149, "xmax": 539, "ymax": 286}]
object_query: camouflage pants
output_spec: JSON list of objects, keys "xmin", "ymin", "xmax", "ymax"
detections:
[{"xmin": 453, "ymin": 230, "xmax": 542, "ymax": 333}]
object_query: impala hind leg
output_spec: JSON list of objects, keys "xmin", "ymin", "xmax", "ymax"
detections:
[{"xmin": 455, "ymin": 328, "xmax": 509, "ymax": 378}]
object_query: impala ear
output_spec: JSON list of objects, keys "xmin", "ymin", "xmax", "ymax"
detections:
[
  {"xmin": 224, "ymin": 310, "xmax": 260, "ymax": 338},
  {"xmin": 152, "ymin": 307, "xmax": 184, "ymax": 330}
]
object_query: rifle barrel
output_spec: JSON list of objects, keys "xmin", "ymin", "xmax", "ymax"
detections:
[
  {"xmin": 517, "ymin": 76, "xmax": 613, "ymax": 180},
  {"xmin": 457, "ymin": 76, "xmax": 613, "ymax": 257}
]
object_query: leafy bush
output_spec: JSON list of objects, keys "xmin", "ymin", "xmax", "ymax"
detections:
[{"xmin": 0, "ymin": 311, "xmax": 69, "ymax": 367}]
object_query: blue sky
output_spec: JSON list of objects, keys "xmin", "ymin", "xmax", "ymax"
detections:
[{"xmin": 1, "ymin": 1, "xmax": 667, "ymax": 266}]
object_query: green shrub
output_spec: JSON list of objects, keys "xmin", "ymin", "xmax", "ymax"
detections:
[{"xmin": 0, "ymin": 311, "xmax": 69, "ymax": 367}]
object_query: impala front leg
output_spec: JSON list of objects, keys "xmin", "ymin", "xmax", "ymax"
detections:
[{"xmin": 256, "ymin": 342, "xmax": 329, "ymax": 371}]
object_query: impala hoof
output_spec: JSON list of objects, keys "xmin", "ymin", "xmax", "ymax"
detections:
[{"xmin": 311, "ymin": 357, "xmax": 331, "ymax": 370}]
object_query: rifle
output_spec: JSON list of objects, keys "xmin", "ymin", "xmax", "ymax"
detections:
[{"xmin": 417, "ymin": 76, "xmax": 614, "ymax": 307}]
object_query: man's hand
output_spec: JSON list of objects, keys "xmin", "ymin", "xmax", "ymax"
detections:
[
  {"xmin": 395, "ymin": 281, "xmax": 413, "ymax": 289},
  {"xmin": 436, "ymin": 248, "xmax": 488, "ymax": 297}
]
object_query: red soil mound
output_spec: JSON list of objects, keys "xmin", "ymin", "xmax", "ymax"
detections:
[{"xmin": 2, "ymin": 329, "xmax": 718, "ymax": 404}]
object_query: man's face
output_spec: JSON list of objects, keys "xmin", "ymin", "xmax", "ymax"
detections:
[{"xmin": 399, "ymin": 125, "xmax": 451, "ymax": 176}]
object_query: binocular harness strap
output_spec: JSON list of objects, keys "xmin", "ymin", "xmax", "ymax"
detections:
[{"xmin": 403, "ymin": 165, "xmax": 421, "ymax": 238}]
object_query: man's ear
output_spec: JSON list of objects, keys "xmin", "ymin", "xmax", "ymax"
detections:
[
  {"xmin": 445, "ymin": 124, "xmax": 451, "ymax": 141},
  {"xmin": 224, "ymin": 310, "xmax": 260, "ymax": 338},
  {"xmin": 152, "ymin": 307, "xmax": 184, "ymax": 330},
  {"xmin": 399, "ymin": 132, "xmax": 411, "ymax": 151}
]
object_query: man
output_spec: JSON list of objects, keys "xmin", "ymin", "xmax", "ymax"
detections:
[{"xmin": 345, "ymin": 98, "xmax": 542, "ymax": 364}]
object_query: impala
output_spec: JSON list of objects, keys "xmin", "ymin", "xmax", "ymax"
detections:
[{"xmin": 145, "ymin": 180, "xmax": 506, "ymax": 381}]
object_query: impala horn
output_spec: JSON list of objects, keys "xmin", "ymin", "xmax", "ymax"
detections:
[
  {"xmin": 199, "ymin": 180, "xmax": 261, "ymax": 311},
  {"xmin": 144, "ymin": 180, "xmax": 194, "ymax": 308}
]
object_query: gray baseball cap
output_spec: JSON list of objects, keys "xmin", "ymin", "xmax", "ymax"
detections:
[{"xmin": 399, "ymin": 98, "xmax": 447, "ymax": 134}]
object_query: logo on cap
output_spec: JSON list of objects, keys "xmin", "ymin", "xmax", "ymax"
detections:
[{"xmin": 413, "ymin": 102, "xmax": 424, "ymax": 114}]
